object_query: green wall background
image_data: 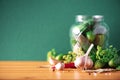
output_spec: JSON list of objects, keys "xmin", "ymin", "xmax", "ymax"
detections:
[{"xmin": 0, "ymin": 0, "xmax": 120, "ymax": 61}]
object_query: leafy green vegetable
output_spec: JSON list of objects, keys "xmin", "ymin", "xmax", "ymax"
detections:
[
  {"xmin": 47, "ymin": 49, "xmax": 56, "ymax": 61},
  {"xmin": 90, "ymin": 52, "xmax": 96, "ymax": 64},
  {"xmin": 94, "ymin": 45, "xmax": 120, "ymax": 69}
]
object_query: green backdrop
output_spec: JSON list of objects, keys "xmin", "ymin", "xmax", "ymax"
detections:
[{"xmin": 0, "ymin": 0, "xmax": 120, "ymax": 61}]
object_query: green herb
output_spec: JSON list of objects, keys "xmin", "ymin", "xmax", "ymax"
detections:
[
  {"xmin": 47, "ymin": 49, "xmax": 56, "ymax": 61},
  {"xmin": 94, "ymin": 45, "xmax": 120, "ymax": 69}
]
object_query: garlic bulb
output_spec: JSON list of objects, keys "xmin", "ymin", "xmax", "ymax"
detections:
[
  {"xmin": 74, "ymin": 56, "xmax": 93, "ymax": 69},
  {"xmin": 74, "ymin": 44, "xmax": 94, "ymax": 69}
]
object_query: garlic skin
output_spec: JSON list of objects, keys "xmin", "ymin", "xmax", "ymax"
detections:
[
  {"xmin": 48, "ymin": 57, "xmax": 60, "ymax": 66},
  {"xmin": 55, "ymin": 62, "xmax": 65, "ymax": 70}
]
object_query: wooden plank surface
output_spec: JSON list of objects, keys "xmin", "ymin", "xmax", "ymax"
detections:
[{"xmin": 0, "ymin": 61, "xmax": 120, "ymax": 80}]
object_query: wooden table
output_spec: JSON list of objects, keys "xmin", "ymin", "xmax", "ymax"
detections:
[{"xmin": 0, "ymin": 61, "xmax": 120, "ymax": 80}]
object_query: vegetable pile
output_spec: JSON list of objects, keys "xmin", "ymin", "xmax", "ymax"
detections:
[{"xmin": 47, "ymin": 45, "xmax": 120, "ymax": 71}]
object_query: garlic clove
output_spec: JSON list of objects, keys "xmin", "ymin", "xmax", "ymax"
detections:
[
  {"xmin": 84, "ymin": 57, "xmax": 93, "ymax": 69},
  {"xmin": 55, "ymin": 62, "xmax": 65, "ymax": 70},
  {"xmin": 48, "ymin": 57, "xmax": 60, "ymax": 66},
  {"xmin": 74, "ymin": 56, "xmax": 85, "ymax": 68}
]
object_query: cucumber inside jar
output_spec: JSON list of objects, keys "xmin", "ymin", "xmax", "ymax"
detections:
[
  {"xmin": 94, "ymin": 34, "xmax": 105, "ymax": 47},
  {"xmin": 86, "ymin": 31, "xmax": 95, "ymax": 43}
]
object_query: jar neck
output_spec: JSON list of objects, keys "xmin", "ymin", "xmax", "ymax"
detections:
[{"xmin": 95, "ymin": 19, "xmax": 104, "ymax": 24}]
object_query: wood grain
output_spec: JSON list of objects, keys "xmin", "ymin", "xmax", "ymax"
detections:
[{"xmin": 0, "ymin": 61, "xmax": 120, "ymax": 80}]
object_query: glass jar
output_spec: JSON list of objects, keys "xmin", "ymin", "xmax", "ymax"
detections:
[
  {"xmin": 70, "ymin": 15, "xmax": 94, "ymax": 55},
  {"xmin": 70, "ymin": 15, "xmax": 86, "ymax": 47},
  {"xmin": 70, "ymin": 15, "xmax": 109, "ymax": 54},
  {"xmin": 93, "ymin": 15, "xmax": 109, "ymax": 48}
]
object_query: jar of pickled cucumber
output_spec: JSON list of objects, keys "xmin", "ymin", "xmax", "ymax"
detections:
[{"xmin": 70, "ymin": 15, "xmax": 109, "ymax": 54}]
